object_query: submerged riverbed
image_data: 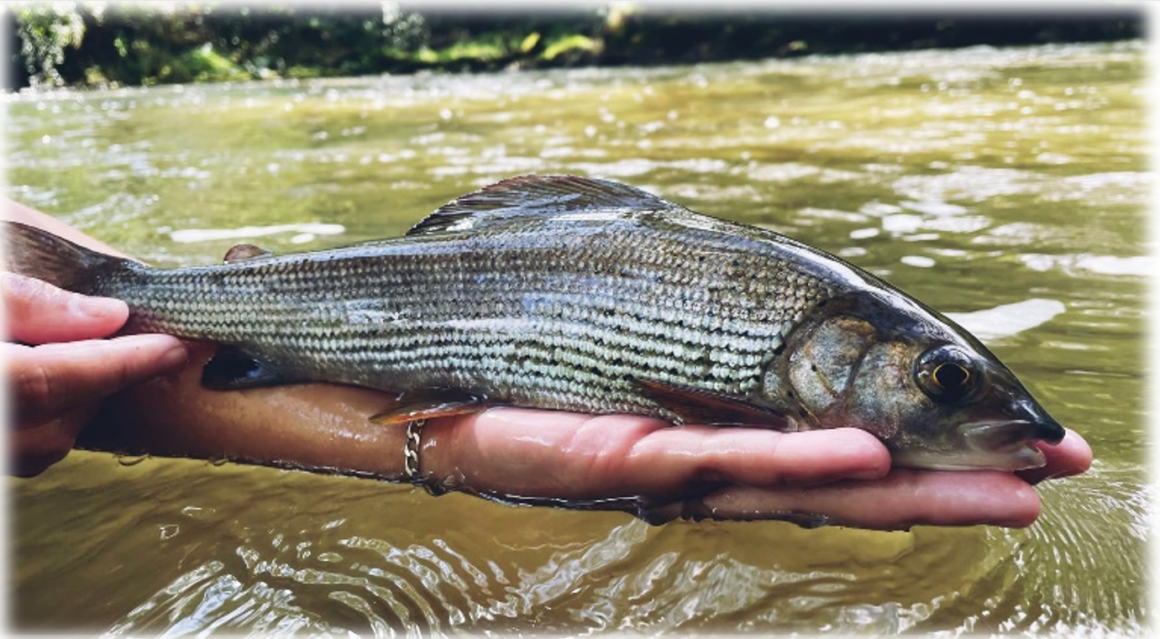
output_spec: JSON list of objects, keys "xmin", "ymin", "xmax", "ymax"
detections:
[{"xmin": 6, "ymin": 40, "xmax": 1151, "ymax": 634}]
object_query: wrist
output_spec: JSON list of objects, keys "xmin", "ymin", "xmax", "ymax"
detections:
[{"xmin": 410, "ymin": 417, "xmax": 464, "ymax": 493}]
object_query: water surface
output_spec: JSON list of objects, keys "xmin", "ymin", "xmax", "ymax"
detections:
[{"xmin": 6, "ymin": 40, "xmax": 1150, "ymax": 634}]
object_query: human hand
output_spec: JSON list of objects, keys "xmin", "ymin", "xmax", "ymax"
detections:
[
  {"xmin": 3, "ymin": 273, "xmax": 188, "ymax": 477},
  {"xmin": 85, "ymin": 341, "xmax": 1091, "ymax": 530},
  {"xmin": 415, "ymin": 410, "xmax": 1092, "ymax": 530}
]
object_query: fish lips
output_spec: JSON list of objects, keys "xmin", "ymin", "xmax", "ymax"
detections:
[
  {"xmin": 894, "ymin": 401, "xmax": 1066, "ymax": 472},
  {"xmin": 959, "ymin": 402, "xmax": 1067, "ymax": 471}
]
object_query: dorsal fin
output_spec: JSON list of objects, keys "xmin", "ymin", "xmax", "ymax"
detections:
[
  {"xmin": 223, "ymin": 243, "xmax": 272, "ymax": 262},
  {"xmin": 406, "ymin": 174, "xmax": 682, "ymax": 236}
]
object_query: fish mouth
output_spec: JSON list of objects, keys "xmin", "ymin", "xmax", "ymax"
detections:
[
  {"xmin": 893, "ymin": 417, "xmax": 1062, "ymax": 472},
  {"xmin": 958, "ymin": 419, "xmax": 1061, "ymax": 471}
]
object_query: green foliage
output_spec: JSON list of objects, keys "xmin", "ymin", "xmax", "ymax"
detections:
[
  {"xmin": 519, "ymin": 32, "xmax": 541, "ymax": 54},
  {"xmin": 12, "ymin": 1, "xmax": 85, "ymax": 87},
  {"xmin": 541, "ymin": 34, "xmax": 597, "ymax": 61},
  {"xmin": 381, "ymin": 5, "xmax": 429, "ymax": 51},
  {"xmin": 167, "ymin": 43, "xmax": 249, "ymax": 83},
  {"xmin": 5, "ymin": 4, "xmax": 1143, "ymax": 91}
]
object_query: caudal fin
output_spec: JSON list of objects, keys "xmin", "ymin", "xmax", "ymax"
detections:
[{"xmin": 1, "ymin": 221, "xmax": 128, "ymax": 294}]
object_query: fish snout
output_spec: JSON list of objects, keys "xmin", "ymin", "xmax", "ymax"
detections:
[
  {"xmin": 1009, "ymin": 397, "xmax": 1066, "ymax": 445},
  {"xmin": 962, "ymin": 398, "xmax": 1066, "ymax": 457}
]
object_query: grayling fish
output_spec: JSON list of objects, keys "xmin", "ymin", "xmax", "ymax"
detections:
[{"xmin": 2, "ymin": 175, "xmax": 1066, "ymax": 470}]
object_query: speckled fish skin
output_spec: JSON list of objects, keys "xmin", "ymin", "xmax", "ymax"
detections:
[
  {"xmin": 2, "ymin": 175, "xmax": 1067, "ymax": 470},
  {"xmin": 47, "ymin": 178, "xmax": 845, "ymax": 420}
]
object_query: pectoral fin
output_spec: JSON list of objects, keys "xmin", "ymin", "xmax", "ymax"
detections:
[
  {"xmin": 201, "ymin": 346, "xmax": 302, "ymax": 390},
  {"xmin": 636, "ymin": 378, "xmax": 790, "ymax": 428},
  {"xmin": 369, "ymin": 388, "xmax": 490, "ymax": 425}
]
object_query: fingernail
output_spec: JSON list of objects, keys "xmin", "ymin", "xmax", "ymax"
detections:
[
  {"xmin": 159, "ymin": 343, "xmax": 189, "ymax": 370},
  {"xmin": 849, "ymin": 456, "xmax": 892, "ymax": 480},
  {"xmin": 71, "ymin": 294, "xmax": 124, "ymax": 319}
]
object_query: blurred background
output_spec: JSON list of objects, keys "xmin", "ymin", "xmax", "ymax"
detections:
[{"xmin": 6, "ymin": 2, "xmax": 1142, "ymax": 90}]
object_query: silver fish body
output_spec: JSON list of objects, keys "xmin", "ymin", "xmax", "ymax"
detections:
[{"xmin": 2, "ymin": 175, "xmax": 1066, "ymax": 470}]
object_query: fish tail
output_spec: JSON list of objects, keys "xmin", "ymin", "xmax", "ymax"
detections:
[{"xmin": 1, "ymin": 221, "xmax": 130, "ymax": 294}]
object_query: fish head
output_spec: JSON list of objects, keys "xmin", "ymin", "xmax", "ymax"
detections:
[
  {"xmin": 767, "ymin": 292, "xmax": 1066, "ymax": 471},
  {"xmin": 878, "ymin": 341, "xmax": 1065, "ymax": 471}
]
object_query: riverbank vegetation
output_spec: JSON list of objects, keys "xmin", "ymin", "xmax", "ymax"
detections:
[{"xmin": 6, "ymin": 2, "xmax": 1142, "ymax": 90}]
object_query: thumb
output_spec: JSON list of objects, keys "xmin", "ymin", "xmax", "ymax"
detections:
[
  {"xmin": 2, "ymin": 272, "xmax": 128, "ymax": 344},
  {"xmin": 7, "ymin": 335, "xmax": 188, "ymax": 421}
]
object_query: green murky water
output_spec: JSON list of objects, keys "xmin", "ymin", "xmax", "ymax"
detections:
[{"xmin": 6, "ymin": 41, "xmax": 1150, "ymax": 634}]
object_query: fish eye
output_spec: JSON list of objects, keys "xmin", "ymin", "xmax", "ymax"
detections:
[
  {"xmin": 916, "ymin": 345, "xmax": 979, "ymax": 402},
  {"xmin": 933, "ymin": 362, "xmax": 970, "ymax": 390}
]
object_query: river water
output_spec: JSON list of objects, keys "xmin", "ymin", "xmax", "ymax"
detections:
[{"xmin": 6, "ymin": 41, "xmax": 1151, "ymax": 634}]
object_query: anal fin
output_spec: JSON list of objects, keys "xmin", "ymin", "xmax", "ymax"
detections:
[{"xmin": 369, "ymin": 388, "xmax": 490, "ymax": 425}]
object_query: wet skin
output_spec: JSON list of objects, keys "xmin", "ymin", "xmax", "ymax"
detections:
[{"xmin": 82, "ymin": 340, "xmax": 1091, "ymax": 529}]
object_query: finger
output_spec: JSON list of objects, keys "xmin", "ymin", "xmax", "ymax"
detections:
[
  {"xmin": 1, "ymin": 272, "xmax": 128, "ymax": 344},
  {"xmin": 621, "ymin": 425, "xmax": 891, "ymax": 490},
  {"xmin": 665, "ymin": 469, "xmax": 1042, "ymax": 530},
  {"xmin": 1016, "ymin": 428, "xmax": 1092, "ymax": 485},
  {"xmin": 422, "ymin": 408, "xmax": 644, "ymax": 497},
  {"xmin": 9, "ymin": 403, "xmax": 97, "ymax": 477},
  {"xmin": 6, "ymin": 334, "xmax": 188, "ymax": 419},
  {"xmin": 422, "ymin": 409, "xmax": 890, "ymax": 501}
]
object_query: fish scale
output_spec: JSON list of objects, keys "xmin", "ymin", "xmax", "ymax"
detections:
[{"xmin": 59, "ymin": 203, "xmax": 834, "ymax": 421}]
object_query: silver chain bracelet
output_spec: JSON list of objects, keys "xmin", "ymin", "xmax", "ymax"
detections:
[{"xmin": 403, "ymin": 418, "xmax": 426, "ymax": 482}]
